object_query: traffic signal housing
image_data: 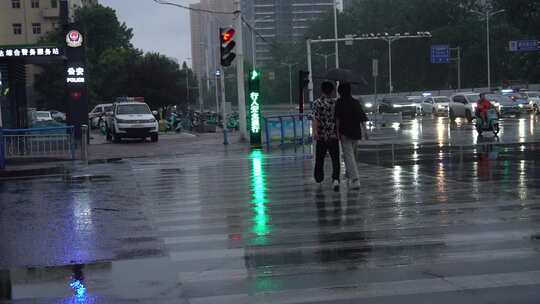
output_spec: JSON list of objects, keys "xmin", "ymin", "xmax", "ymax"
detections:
[{"xmin": 220, "ymin": 27, "xmax": 236, "ymax": 67}]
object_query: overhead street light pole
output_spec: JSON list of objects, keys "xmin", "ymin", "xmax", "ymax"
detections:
[
  {"xmin": 306, "ymin": 32, "xmax": 432, "ymax": 101},
  {"xmin": 333, "ymin": 0, "xmax": 339, "ymax": 69},
  {"xmin": 314, "ymin": 53, "xmax": 335, "ymax": 72},
  {"xmin": 470, "ymin": 8, "xmax": 505, "ymax": 90},
  {"xmin": 281, "ymin": 62, "xmax": 299, "ymax": 109}
]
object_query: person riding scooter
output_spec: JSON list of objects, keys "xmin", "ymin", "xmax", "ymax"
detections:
[{"xmin": 476, "ymin": 93, "xmax": 493, "ymax": 127}]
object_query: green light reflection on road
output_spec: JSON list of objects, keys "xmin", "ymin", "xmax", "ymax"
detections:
[{"xmin": 250, "ymin": 150, "xmax": 270, "ymax": 244}]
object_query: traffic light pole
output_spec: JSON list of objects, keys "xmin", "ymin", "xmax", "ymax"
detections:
[
  {"xmin": 220, "ymin": 68, "xmax": 228, "ymax": 145},
  {"xmin": 234, "ymin": 1, "xmax": 247, "ymax": 140}
]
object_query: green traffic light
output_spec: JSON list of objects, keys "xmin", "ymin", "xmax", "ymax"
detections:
[{"xmin": 251, "ymin": 70, "xmax": 260, "ymax": 80}]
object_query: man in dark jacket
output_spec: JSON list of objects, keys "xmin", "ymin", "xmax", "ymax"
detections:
[{"xmin": 334, "ymin": 83, "xmax": 369, "ymax": 189}]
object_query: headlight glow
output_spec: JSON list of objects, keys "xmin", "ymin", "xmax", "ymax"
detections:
[
  {"xmin": 519, "ymin": 104, "xmax": 524, "ymax": 108},
  {"xmin": 365, "ymin": 103, "xmax": 373, "ymax": 108}
]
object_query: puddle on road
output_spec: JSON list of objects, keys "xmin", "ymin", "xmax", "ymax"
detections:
[
  {"xmin": 62, "ymin": 175, "xmax": 113, "ymax": 184},
  {"xmin": 0, "ymin": 257, "xmax": 181, "ymax": 302}
]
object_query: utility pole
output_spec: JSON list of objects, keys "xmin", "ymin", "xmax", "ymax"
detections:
[
  {"xmin": 220, "ymin": 68, "xmax": 227, "ymax": 144},
  {"xmin": 234, "ymin": 0, "xmax": 247, "ymax": 140},
  {"xmin": 470, "ymin": 8, "xmax": 505, "ymax": 90},
  {"xmin": 282, "ymin": 63, "xmax": 299, "ymax": 109},
  {"xmin": 307, "ymin": 40, "xmax": 314, "ymax": 104},
  {"xmin": 333, "ymin": 0, "xmax": 339, "ymax": 69},
  {"xmin": 450, "ymin": 47, "xmax": 462, "ymax": 90}
]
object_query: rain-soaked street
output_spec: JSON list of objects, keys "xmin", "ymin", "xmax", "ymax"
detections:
[{"xmin": 1, "ymin": 116, "xmax": 540, "ymax": 303}]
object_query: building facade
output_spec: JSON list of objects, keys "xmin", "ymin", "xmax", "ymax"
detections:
[
  {"xmin": 190, "ymin": 0, "xmax": 236, "ymax": 110},
  {"xmin": 245, "ymin": 0, "xmax": 335, "ymax": 66},
  {"xmin": 0, "ymin": 0, "xmax": 98, "ymax": 46}
]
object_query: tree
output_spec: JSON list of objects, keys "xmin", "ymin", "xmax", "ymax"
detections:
[
  {"xmin": 128, "ymin": 53, "xmax": 196, "ymax": 110},
  {"xmin": 261, "ymin": 0, "xmax": 539, "ymax": 98},
  {"xmin": 34, "ymin": 4, "xmax": 196, "ymax": 111}
]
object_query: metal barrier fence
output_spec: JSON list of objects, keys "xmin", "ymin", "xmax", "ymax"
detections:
[
  {"xmin": 0, "ymin": 126, "xmax": 76, "ymax": 167},
  {"xmin": 263, "ymin": 114, "xmax": 313, "ymax": 149}
]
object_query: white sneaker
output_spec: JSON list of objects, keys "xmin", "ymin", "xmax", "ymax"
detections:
[
  {"xmin": 350, "ymin": 180, "xmax": 360, "ymax": 190},
  {"xmin": 332, "ymin": 180, "xmax": 340, "ymax": 191}
]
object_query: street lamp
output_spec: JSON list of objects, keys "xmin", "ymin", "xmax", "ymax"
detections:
[
  {"xmin": 469, "ymin": 8, "xmax": 505, "ymax": 90},
  {"xmin": 306, "ymin": 31, "xmax": 431, "ymax": 101},
  {"xmin": 370, "ymin": 32, "xmax": 432, "ymax": 93},
  {"xmin": 333, "ymin": 0, "xmax": 339, "ymax": 69},
  {"xmin": 314, "ymin": 52, "xmax": 335, "ymax": 72},
  {"xmin": 281, "ymin": 62, "xmax": 299, "ymax": 108}
]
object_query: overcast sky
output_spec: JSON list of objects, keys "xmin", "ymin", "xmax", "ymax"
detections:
[{"xmin": 100, "ymin": 0, "xmax": 198, "ymax": 65}]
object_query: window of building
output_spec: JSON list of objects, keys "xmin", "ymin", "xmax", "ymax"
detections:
[
  {"xmin": 13, "ymin": 24, "xmax": 22, "ymax": 35},
  {"xmin": 32, "ymin": 23, "xmax": 42, "ymax": 35},
  {"xmin": 51, "ymin": 0, "xmax": 58, "ymax": 8},
  {"xmin": 12, "ymin": 0, "xmax": 21, "ymax": 8},
  {"xmin": 31, "ymin": 0, "xmax": 40, "ymax": 8}
]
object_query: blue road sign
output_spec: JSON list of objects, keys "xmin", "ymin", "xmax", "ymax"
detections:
[
  {"xmin": 509, "ymin": 40, "xmax": 540, "ymax": 52},
  {"xmin": 431, "ymin": 45, "xmax": 450, "ymax": 64}
]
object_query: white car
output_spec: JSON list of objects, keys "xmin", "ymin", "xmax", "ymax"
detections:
[
  {"xmin": 449, "ymin": 93, "xmax": 480, "ymax": 122},
  {"xmin": 106, "ymin": 102, "xmax": 159, "ymax": 143},
  {"xmin": 35, "ymin": 111, "xmax": 54, "ymax": 122},
  {"xmin": 50, "ymin": 110, "xmax": 66, "ymax": 122},
  {"xmin": 408, "ymin": 96, "xmax": 434, "ymax": 116},
  {"xmin": 89, "ymin": 103, "xmax": 113, "ymax": 129},
  {"xmin": 520, "ymin": 91, "xmax": 540, "ymax": 113},
  {"xmin": 427, "ymin": 96, "xmax": 451, "ymax": 116}
]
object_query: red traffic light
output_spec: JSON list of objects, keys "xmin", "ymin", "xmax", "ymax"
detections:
[
  {"xmin": 70, "ymin": 91, "xmax": 82, "ymax": 100},
  {"xmin": 221, "ymin": 28, "xmax": 235, "ymax": 43}
]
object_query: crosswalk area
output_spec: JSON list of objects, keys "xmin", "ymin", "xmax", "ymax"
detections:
[{"xmin": 126, "ymin": 150, "xmax": 540, "ymax": 303}]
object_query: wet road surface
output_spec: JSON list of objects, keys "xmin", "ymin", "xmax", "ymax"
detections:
[
  {"xmin": 1, "ymin": 118, "xmax": 540, "ymax": 303},
  {"xmin": 368, "ymin": 114, "xmax": 540, "ymax": 146}
]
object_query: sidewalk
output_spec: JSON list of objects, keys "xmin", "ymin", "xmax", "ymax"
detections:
[
  {"xmin": 0, "ymin": 131, "xmax": 249, "ymax": 179},
  {"xmin": 88, "ymin": 130, "xmax": 248, "ymax": 161}
]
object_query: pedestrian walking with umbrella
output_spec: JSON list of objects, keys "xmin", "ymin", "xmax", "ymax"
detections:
[{"xmin": 324, "ymin": 69, "xmax": 369, "ymax": 189}]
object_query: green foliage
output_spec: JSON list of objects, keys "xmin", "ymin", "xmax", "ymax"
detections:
[
  {"xmin": 34, "ymin": 4, "xmax": 196, "ymax": 111},
  {"xmin": 263, "ymin": 0, "xmax": 539, "ymax": 100}
]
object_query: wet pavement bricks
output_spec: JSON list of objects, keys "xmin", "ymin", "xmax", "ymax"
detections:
[{"xmin": 1, "ymin": 116, "xmax": 540, "ymax": 303}]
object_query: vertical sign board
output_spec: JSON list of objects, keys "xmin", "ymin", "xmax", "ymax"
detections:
[
  {"xmin": 248, "ymin": 70, "xmax": 262, "ymax": 147},
  {"xmin": 65, "ymin": 29, "xmax": 88, "ymax": 140},
  {"xmin": 431, "ymin": 45, "xmax": 450, "ymax": 64}
]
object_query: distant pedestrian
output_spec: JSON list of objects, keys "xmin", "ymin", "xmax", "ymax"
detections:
[
  {"xmin": 335, "ymin": 83, "xmax": 369, "ymax": 189},
  {"xmin": 313, "ymin": 81, "xmax": 340, "ymax": 191}
]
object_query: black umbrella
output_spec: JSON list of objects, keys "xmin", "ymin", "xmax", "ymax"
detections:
[{"xmin": 323, "ymin": 68, "xmax": 367, "ymax": 85}]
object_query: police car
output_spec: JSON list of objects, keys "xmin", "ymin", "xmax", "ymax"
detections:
[{"xmin": 106, "ymin": 97, "xmax": 159, "ymax": 143}]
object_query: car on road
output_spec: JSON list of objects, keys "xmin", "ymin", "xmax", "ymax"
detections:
[
  {"xmin": 519, "ymin": 91, "xmax": 540, "ymax": 113},
  {"xmin": 106, "ymin": 101, "xmax": 159, "ymax": 143},
  {"xmin": 34, "ymin": 111, "xmax": 54, "ymax": 122},
  {"xmin": 501, "ymin": 91, "xmax": 531, "ymax": 112},
  {"xmin": 409, "ymin": 96, "xmax": 435, "ymax": 116},
  {"xmin": 378, "ymin": 96, "xmax": 417, "ymax": 117},
  {"xmin": 50, "ymin": 110, "xmax": 66, "ymax": 122},
  {"xmin": 426, "ymin": 96, "xmax": 451, "ymax": 116},
  {"xmin": 449, "ymin": 93, "xmax": 479, "ymax": 122},
  {"xmin": 487, "ymin": 94, "xmax": 522, "ymax": 117},
  {"xmin": 89, "ymin": 103, "xmax": 113, "ymax": 129}
]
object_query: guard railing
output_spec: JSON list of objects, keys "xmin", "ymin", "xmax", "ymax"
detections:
[
  {"xmin": 0, "ymin": 126, "xmax": 76, "ymax": 168},
  {"xmin": 263, "ymin": 114, "xmax": 313, "ymax": 149}
]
